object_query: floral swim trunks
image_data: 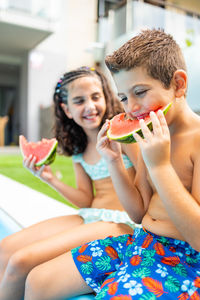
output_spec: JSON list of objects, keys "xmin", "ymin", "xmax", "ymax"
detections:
[{"xmin": 71, "ymin": 227, "xmax": 200, "ymax": 299}]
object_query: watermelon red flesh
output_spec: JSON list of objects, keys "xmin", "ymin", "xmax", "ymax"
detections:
[
  {"xmin": 107, "ymin": 102, "xmax": 172, "ymax": 143},
  {"xmin": 19, "ymin": 135, "xmax": 58, "ymax": 166},
  {"xmin": 109, "ymin": 113, "xmax": 151, "ymax": 137}
]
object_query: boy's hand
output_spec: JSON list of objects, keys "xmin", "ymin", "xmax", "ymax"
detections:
[
  {"xmin": 96, "ymin": 120, "xmax": 122, "ymax": 163},
  {"xmin": 133, "ymin": 110, "xmax": 171, "ymax": 170},
  {"xmin": 23, "ymin": 155, "xmax": 54, "ymax": 182}
]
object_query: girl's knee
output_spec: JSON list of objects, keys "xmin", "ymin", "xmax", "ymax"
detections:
[
  {"xmin": 0, "ymin": 236, "xmax": 13, "ymax": 263},
  {"xmin": 6, "ymin": 249, "xmax": 32, "ymax": 279}
]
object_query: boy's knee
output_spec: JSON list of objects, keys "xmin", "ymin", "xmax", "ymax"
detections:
[{"xmin": 25, "ymin": 268, "xmax": 48, "ymax": 300}]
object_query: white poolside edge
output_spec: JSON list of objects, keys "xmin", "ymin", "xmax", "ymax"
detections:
[{"xmin": 0, "ymin": 174, "xmax": 77, "ymax": 228}]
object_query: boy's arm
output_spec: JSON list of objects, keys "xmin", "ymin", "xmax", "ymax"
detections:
[
  {"xmin": 121, "ymin": 143, "xmax": 152, "ymax": 213},
  {"xmin": 133, "ymin": 150, "xmax": 153, "ymax": 213},
  {"xmin": 107, "ymin": 157, "xmax": 149, "ymax": 224},
  {"xmin": 97, "ymin": 121, "xmax": 150, "ymax": 224},
  {"xmin": 134, "ymin": 110, "xmax": 200, "ymax": 251}
]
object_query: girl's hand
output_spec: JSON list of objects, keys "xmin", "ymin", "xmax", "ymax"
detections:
[
  {"xmin": 96, "ymin": 120, "xmax": 122, "ymax": 163},
  {"xmin": 133, "ymin": 110, "xmax": 171, "ymax": 170},
  {"xmin": 23, "ymin": 155, "xmax": 54, "ymax": 182}
]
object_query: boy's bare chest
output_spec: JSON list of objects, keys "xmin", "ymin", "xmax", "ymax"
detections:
[
  {"xmin": 147, "ymin": 138, "xmax": 193, "ymax": 192},
  {"xmin": 171, "ymin": 143, "xmax": 193, "ymax": 190}
]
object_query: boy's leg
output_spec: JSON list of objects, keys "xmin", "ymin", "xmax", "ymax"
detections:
[
  {"xmin": 24, "ymin": 252, "xmax": 93, "ymax": 300},
  {"xmin": 0, "ymin": 221, "xmax": 132, "ymax": 300},
  {"xmin": 24, "ymin": 232, "xmax": 132, "ymax": 300}
]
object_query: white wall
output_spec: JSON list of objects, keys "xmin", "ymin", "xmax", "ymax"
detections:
[
  {"xmin": 27, "ymin": 0, "xmax": 98, "ymax": 141},
  {"xmin": 65, "ymin": 0, "xmax": 98, "ymax": 70}
]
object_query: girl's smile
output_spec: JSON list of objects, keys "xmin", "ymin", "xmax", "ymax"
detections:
[
  {"xmin": 64, "ymin": 76, "xmax": 106, "ymax": 131},
  {"xmin": 83, "ymin": 113, "xmax": 98, "ymax": 120}
]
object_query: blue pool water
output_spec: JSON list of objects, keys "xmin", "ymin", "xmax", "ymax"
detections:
[
  {"xmin": 0, "ymin": 208, "xmax": 94, "ymax": 300},
  {"xmin": 0, "ymin": 208, "xmax": 22, "ymax": 239}
]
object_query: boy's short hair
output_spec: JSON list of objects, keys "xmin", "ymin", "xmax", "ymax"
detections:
[{"xmin": 105, "ymin": 29, "xmax": 187, "ymax": 88}]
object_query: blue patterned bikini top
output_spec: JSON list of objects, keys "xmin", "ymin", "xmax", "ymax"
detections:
[{"xmin": 72, "ymin": 153, "xmax": 133, "ymax": 180}]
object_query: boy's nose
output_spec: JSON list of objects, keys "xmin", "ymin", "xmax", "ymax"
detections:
[{"xmin": 127, "ymin": 100, "xmax": 140, "ymax": 114}]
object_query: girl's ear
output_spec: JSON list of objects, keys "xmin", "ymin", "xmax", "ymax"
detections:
[
  {"xmin": 60, "ymin": 103, "xmax": 73, "ymax": 119},
  {"xmin": 172, "ymin": 69, "xmax": 187, "ymax": 98}
]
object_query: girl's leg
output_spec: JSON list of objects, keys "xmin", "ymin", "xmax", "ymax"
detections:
[
  {"xmin": 0, "ymin": 214, "xmax": 83, "ymax": 280},
  {"xmin": 25, "ymin": 251, "xmax": 93, "ymax": 300},
  {"xmin": 0, "ymin": 214, "xmax": 83, "ymax": 300},
  {"xmin": 0, "ymin": 221, "xmax": 132, "ymax": 300}
]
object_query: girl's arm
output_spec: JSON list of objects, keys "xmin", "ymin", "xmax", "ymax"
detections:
[
  {"xmin": 23, "ymin": 156, "xmax": 94, "ymax": 208},
  {"xmin": 134, "ymin": 110, "xmax": 200, "ymax": 251},
  {"xmin": 96, "ymin": 122, "xmax": 150, "ymax": 224},
  {"xmin": 48, "ymin": 162, "xmax": 94, "ymax": 208}
]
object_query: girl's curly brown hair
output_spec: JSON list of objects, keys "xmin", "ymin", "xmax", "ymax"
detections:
[{"xmin": 53, "ymin": 67, "xmax": 123, "ymax": 156}]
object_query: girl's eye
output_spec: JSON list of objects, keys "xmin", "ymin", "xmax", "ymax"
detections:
[
  {"xmin": 118, "ymin": 93, "xmax": 128, "ymax": 102},
  {"xmin": 74, "ymin": 98, "xmax": 84, "ymax": 105},
  {"xmin": 92, "ymin": 94, "xmax": 100, "ymax": 101}
]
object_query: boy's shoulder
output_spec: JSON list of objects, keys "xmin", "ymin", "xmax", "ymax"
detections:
[
  {"xmin": 178, "ymin": 108, "xmax": 200, "ymax": 133},
  {"xmin": 188, "ymin": 112, "xmax": 200, "ymax": 135},
  {"xmin": 172, "ymin": 110, "xmax": 200, "ymax": 154},
  {"xmin": 184, "ymin": 112, "xmax": 200, "ymax": 156}
]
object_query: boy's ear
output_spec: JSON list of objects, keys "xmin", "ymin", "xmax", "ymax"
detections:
[
  {"xmin": 60, "ymin": 103, "xmax": 72, "ymax": 119},
  {"xmin": 172, "ymin": 69, "xmax": 187, "ymax": 98}
]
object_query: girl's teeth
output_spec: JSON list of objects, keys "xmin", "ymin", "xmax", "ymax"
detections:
[{"xmin": 85, "ymin": 116, "xmax": 95, "ymax": 119}]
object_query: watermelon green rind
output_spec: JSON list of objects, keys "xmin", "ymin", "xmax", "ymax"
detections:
[
  {"xmin": 107, "ymin": 102, "xmax": 172, "ymax": 144},
  {"xmin": 38, "ymin": 147, "xmax": 57, "ymax": 166},
  {"xmin": 110, "ymin": 122, "xmax": 153, "ymax": 144},
  {"xmin": 35, "ymin": 143, "xmax": 58, "ymax": 166}
]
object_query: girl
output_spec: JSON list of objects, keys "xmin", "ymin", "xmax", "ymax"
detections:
[{"xmin": 0, "ymin": 66, "xmax": 137, "ymax": 300}]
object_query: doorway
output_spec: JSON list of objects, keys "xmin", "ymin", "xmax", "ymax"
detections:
[{"xmin": 0, "ymin": 63, "xmax": 20, "ymax": 145}]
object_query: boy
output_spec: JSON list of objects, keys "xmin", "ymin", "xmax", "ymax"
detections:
[{"xmin": 24, "ymin": 29, "xmax": 200, "ymax": 300}]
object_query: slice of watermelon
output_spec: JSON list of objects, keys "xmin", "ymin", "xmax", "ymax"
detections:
[
  {"xmin": 107, "ymin": 102, "xmax": 172, "ymax": 143},
  {"xmin": 19, "ymin": 135, "xmax": 58, "ymax": 166}
]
